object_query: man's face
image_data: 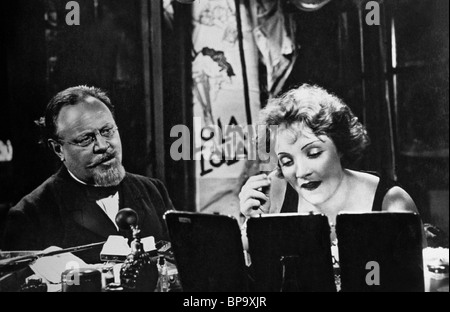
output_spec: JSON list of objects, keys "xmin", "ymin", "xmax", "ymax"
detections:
[{"xmin": 55, "ymin": 96, "xmax": 125, "ymax": 186}]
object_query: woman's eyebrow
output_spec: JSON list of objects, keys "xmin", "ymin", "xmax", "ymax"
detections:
[{"xmin": 301, "ymin": 140, "xmax": 321, "ymax": 150}]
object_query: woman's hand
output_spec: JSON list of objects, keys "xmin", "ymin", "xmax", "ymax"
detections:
[{"xmin": 239, "ymin": 173, "xmax": 272, "ymax": 217}]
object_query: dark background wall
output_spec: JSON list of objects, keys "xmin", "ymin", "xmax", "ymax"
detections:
[
  {"xmin": 2, "ymin": 0, "xmax": 148, "ymax": 205},
  {"xmin": 2, "ymin": 1, "xmax": 50, "ymax": 205}
]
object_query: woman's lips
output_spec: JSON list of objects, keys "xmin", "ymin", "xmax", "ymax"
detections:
[{"xmin": 301, "ymin": 181, "xmax": 321, "ymax": 191}]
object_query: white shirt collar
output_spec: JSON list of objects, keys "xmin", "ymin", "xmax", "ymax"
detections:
[
  {"xmin": 67, "ymin": 169, "xmax": 87, "ymax": 184},
  {"xmin": 68, "ymin": 169, "xmax": 120, "ymax": 230}
]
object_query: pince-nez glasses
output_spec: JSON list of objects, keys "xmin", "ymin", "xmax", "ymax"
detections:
[{"xmin": 58, "ymin": 126, "xmax": 118, "ymax": 148}]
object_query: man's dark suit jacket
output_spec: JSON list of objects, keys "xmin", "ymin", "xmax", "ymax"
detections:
[{"xmin": 2, "ymin": 166, "xmax": 174, "ymax": 263}]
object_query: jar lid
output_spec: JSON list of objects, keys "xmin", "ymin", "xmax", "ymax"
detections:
[{"xmin": 61, "ymin": 268, "xmax": 101, "ymax": 282}]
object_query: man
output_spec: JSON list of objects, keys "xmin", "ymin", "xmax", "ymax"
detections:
[{"xmin": 2, "ymin": 86, "xmax": 174, "ymax": 264}]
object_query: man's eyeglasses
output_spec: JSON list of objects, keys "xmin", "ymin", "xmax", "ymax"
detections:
[{"xmin": 58, "ymin": 126, "xmax": 118, "ymax": 147}]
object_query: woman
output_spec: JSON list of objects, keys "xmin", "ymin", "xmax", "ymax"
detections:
[{"xmin": 239, "ymin": 84, "xmax": 422, "ymax": 241}]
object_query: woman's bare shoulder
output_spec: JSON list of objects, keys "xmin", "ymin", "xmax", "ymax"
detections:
[{"xmin": 382, "ymin": 186, "xmax": 418, "ymax": 213}]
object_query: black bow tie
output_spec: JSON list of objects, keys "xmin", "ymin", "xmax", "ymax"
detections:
[{"xmin": 84, "ymin": 185, "xmax": 119, "ymax": 201}]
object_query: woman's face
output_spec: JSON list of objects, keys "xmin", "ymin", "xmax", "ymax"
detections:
[{"xmin": 276, "ymin": 123, "xmax": 344, "ymax": 207}]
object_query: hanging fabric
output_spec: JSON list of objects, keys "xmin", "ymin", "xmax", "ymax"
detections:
[{"xmin": 250, "ymin": 0, "xmax": 299, "ymax": 97}]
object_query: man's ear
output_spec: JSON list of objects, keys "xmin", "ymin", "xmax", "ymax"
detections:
[{"xmin": 48, "ymin": 139, "xmax": 64, "ymax": 161}]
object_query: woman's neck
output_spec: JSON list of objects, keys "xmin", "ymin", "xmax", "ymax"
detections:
[{"xmin": 300, "ymin": 169, "xmax": 352, "ymax": 225}]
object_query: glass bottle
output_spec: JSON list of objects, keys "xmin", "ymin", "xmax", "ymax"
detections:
[{"xmin": 157, "ymin": 256, "xmax": 169, "ymax": 292}]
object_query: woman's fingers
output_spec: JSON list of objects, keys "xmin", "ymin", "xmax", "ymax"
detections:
[
  {"xmin": 239, "ymin": 174, "xmax": 272, "ymax": 217},
  {"xmin": 240, "ymin": 199, "xmax": 266, "ymax": 217},
  {"xmin": 244, "ymin": 174, "xmax": 270, "ymax": 189},
  {"xmin": 239, "ymin": 189, "xmax": 268, "ymax": 205}
]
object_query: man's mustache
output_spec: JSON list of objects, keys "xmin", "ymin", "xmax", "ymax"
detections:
[{"xmin": 87, "ymin": 152, "xmax": 117, "ymax": 168}]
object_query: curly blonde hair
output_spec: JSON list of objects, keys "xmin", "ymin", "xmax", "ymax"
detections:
[{"xmin": 259, "ymin": 84, "xmax": 369, "ymax": 174}]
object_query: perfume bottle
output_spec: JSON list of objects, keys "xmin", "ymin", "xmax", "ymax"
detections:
[{"xmin": 156, "ymin": 257, "xmax": 169, "ymax": 292}]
